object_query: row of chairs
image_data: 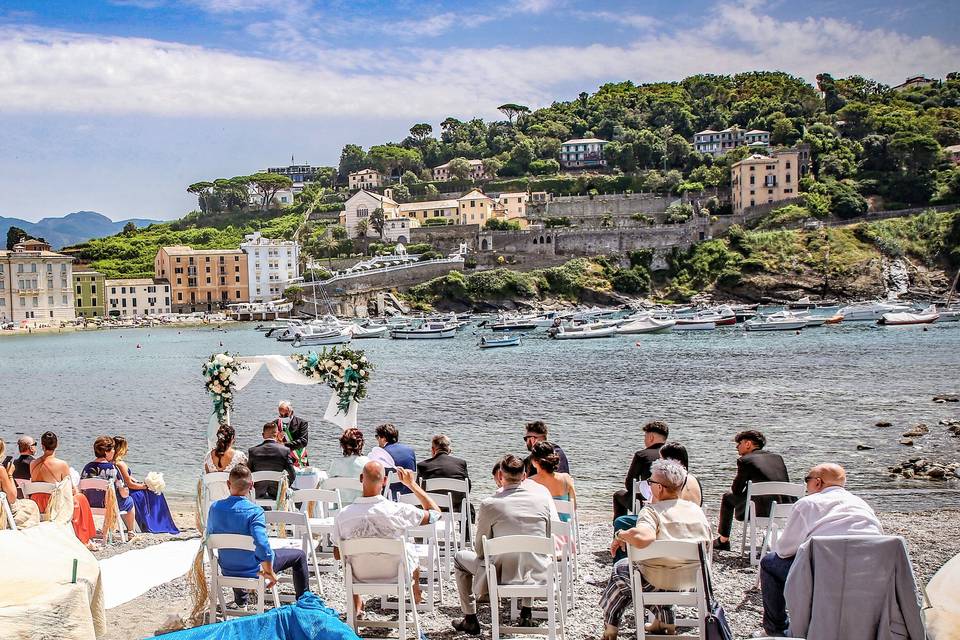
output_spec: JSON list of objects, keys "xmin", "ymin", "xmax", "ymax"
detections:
[{"xmin": 12, "ymin": 477, "xmax": 136, "ymax": 542}]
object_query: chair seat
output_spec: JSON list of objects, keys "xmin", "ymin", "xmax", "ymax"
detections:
[
  {"xmin": 268, "ymin": 537, "xmax": 304, "ymax": 550},
  {"xmin": 307, "ymin": 517, "xmax": 335, "ymax": 530}
]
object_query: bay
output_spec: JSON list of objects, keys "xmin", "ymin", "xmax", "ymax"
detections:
[{"xmin": 1, "ymin": 321, "xmax": 958, "ymax": 512}]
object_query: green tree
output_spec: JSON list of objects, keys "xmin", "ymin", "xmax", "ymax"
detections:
[
  {"xmin": 409, "ymin": 123, "xmax": 433, "ymax": 142},
  {"xmin": 187, "ymin": 181, "xmax": 213, "ymax": 213},
  {"xmin": 248, "ymin": 172, "xmax": 293, "ymax": 211},
  {"xmin": 122, "ymin": 222, "xmax": 137, "ymax": 235},
  {"xmin": 283, "ymin": 285, "xmax": 304, "ymax": 306},
  {"xmin": 369, "ymin": 207, "xmax": 386, "ymax": 239},
  {"xmin": 369, "ymin": 144, "xmax": 422, "ymax": 176},
  {"xmin": 338, "ymin": 144, "xmax": 367, "ymax": 179},
  {"xmin": 447, "ymin": 157, "xmax": 473, "ymax": 181},
  {"xmin": 497, "ymin": 103, "xmax": 531, "ymax": 125},
  {"xmin": 355, "ymin": 219, "xmax": 369, "ymax": 238},
  {"xmin": 482, "ymin": 157, "xmax": 503, "ymax": 179},
  {"xmin": 313, "ymin": 166, "xmax": 338, "ymax": 188},
  {"xmin": 401, "ymin": 170, "xmax": 420, "ymax": 184},
  {"xmin": 319, "ymin": 233, "xmax": 340, "ymax": 267},
  {"xmin": 331, "ymin": 225, "xmax": 348, "ymax": 240},
  {"xmin": 529, "ymin": 158, "xmax": 560, "ymax": 175},
  {"xmin": 6, "ymin": 226, "xmax": 28, "ymax": 250}
]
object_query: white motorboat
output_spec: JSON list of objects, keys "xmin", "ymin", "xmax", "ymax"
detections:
[
  {"xmin": 838, "ymin": 300, "xmax": 913, "ymax": 322},
  {"xmin": 292, "ymin": 331, "xmax": 352, "ymax": 347},
  {"xmin": 478, "ymin": 334, "xmax": 522, "ymax": 348},
  {"xmin": 346, "ymin": 324, "xmax": 390, "ymax": 338},
  {"xmin": 550, "ymin": 325, "xmax": 616, "ymax": 339},
  {"xmin": 744, "ymin": 312, "xmax": 807, "ymax": 331},
  {"xmin": 615, "ymin": 316, "xmax": 676, "ymax": 334},
  {"xmin": 390, "ymin": 322, "xmax": 457, "ymax": 339},
  {"xmin": 547, "ymin": 320, "xmax": 619, "ymax": 337},
  {"xmin": 934, "ymin": 305, "xmax": 960, "ymax": 323},
  {"xmin": 879, "ymin": 305, "xmax": 939, "ymax": 326},
  {"xmin": 673, "ymin": 318, "xmax": 716, "ymax": 331}
]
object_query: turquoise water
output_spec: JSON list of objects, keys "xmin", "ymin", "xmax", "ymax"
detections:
[{"xmin": 1, "ymin": 321, "xmax": 958, "ymax": 512}]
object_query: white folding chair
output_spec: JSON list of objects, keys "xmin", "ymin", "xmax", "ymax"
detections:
[
  {"xmin": 399, "ymin": 492, "xmax": 457, "ymax": 577},
  {"xmin": 78, "ymin": 477, "xmax": 129, "ymax": 543},
  {"xmin": 380, "ymin": 522, "xmax": 445, "ymax": 613},
  {"xmin": 206, "ymin": 533, "xmax": 281, "ymax": 620},
  {"xmin": 753, "ymin": 500, "xmax": 792, "ymax": 588},
  {"xmin": 483, "ymin": 534, "xmax": 565, "ymax": 640},
  {"xmin": 740, "ymin": 481, "xmax": 805, "ymax": 566},
  {"xmin": 201, "ymin": 472, "xmax": 230, "ymax": 521},
  {"xmin": 553, "ymin": 500, "xmax": 580, "ymax": 581},
  {"xmin": 321, "ymin": 477, "xmax": 362, "ymax": 509},
  {"xmin": 250, "ymin": 471, "xmax": 287, "ymax": 510},
  {"xmin": 551, "ymin": 519, "xmax": 575, "ymax": 616},
  {"xmin": 424, "ymin": 477, "xmax": 473, "ymax": 546},
  {"xmin": 627, "ymin": 540, "xmax": 708, "ymax": 640},
  {"xmin": 21, "ymin": 481, "xmax": 59, "ymax": 522},
  {"xmin": 383, "ymin": 471, "xmax": 399, "ymax": 500},
  {"xmin": 1, "ymin": 493, "xmax": 17, "ymax": 530},
  {"xmin": 291, "ymin": 488, "xmax": 341, "ymax": 577},
  {"xmin": 264, "ymin": 510, "xmax": 323, "ymax": 598},
  {"xmin": 341, "ymin": 537, "xmax": 422, "ymax": 640},
  {"xmin": 631, "ymin": 479, "xmax": 651, "ymax": 515}
]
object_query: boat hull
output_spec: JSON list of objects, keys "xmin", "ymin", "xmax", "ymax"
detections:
[
  {"xmin": 292, "ymin": 334, "xmax": 352, "ymax": 346},
  {"xmin": 390, "ymin": 329, "xmax": 456, "ymax": 339},
  {"xmin": 616, "ymin": 319, "xmax": 676, "ymax": 334},
  {"xmin": 551, "ymin": 327, "xmax": 616, "ymax": 339},
  {"xmin": 673, "ymin": 321, "xmax": 716, "ymax": 331},
  {"xmin": 745, "ymin": 320, "xmax": 807, "ymax": 331},
  {"xmin": 479, "ymin": 337, "xmax": 521, "ymax": 348}
]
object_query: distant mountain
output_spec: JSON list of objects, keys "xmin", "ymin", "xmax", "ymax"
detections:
[{"xmin": 1, "ymin": 211, "xmax": 163, "ymax": 249}]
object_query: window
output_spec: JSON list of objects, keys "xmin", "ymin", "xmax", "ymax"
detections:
[
  {"xmin": 206, "ymin": 266, "xmax": 210, "ymax": 273},
  {"xmin": 76, "ymin": 285, "xmax": 82, "ymax": 294},
  {"xmin": 784, "ymin": 188, "xmax": 793, "ymax": 194},
  {"xmin": 122, "ymin": 299, "xmax": 126, "ymax": 308},
  {"xmin": 62, "ymin": 295, "xmax": 67, "ymax": 305},
  {"xmin": 92, "ymin": 297, "xmax": 97, "ymax": 306},
  {"xmin": 47, "ymin": 264, "xmax": 53, "ymax": 273},
  {"xmin": 785, "ymin": 174, "xmax": 791, "ymax": 183},
  {"xmin": 236, "ymin": 290, "xmax": 241, "ymax": 299},
  {"xmin": 206, "ymin": 277, "xmax": 211, "ymax": 284},
  {"xmin": 132, "ymin": 298, "xmax": 137, "ymax": 307},
  {"xmin": 235, "ymin": 266, "xmax": 240, "ymax": 273},
  {"xmin": 235, "ymin": 276, "xmax": 240, "ymax": 283},
  {"xmin": 92, "ymin": 284, "xmax": 96, "ymax": 293},
  {"xmin": 48, "ymin": 296, "xmax": 54, "ymax": 305},
  {"xmin": 749, "ymin": 175, "xmax": 755, "ymax": 185},
  {"xmin": 177, "ymin": 292, "xmax": 183, "ymax": 301},
  {"xmin": 205, "ymin": 256, "xmax": 210, "ymax": 262}
]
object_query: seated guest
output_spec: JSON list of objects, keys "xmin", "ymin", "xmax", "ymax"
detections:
[
  {"xmin": 613, "ymin": 421, "xmax": 669, "ymax": 519},
  {"xmin": 714, "ymin": 429, "xmax": 791, "ymax": 551},
  {"xmin": 417, "ymin": 434, "xmax": 470, "ymax": 510},
  {"xmin": 0, "ymin": 438, "xmax": 40, "ymax": 529},
  {"xmin": 326, "ymin": 428, "xmax": 370, "ymax": 505},
  {"xmin": 81, "ymin": 435, "xmax": 137, "ymax": 535},
  {"xmin": 758, "ymin": 463, "xmax": 882, "ymax": 637},
  {"xmin": 113, "ymin": 436, "xmax": 179, "ymax": 534},
  {"xmin": 529, "ymin": 441, "xmax": 577, "ymax": 521},
  {"xmin": 333, "ymin": 462, "xmax": 439, "ymax": 616},
  {"xmin": 602, "ymin": 459, "xmax": 711, "ymax": 639},
  {"xmin": 375, "ymin": 423, "xmax": 416, "ymax": 496},
  {"xmin": 523, "ymin": 420, "xmax": 569, "ymax": 477},
  {"xmin": 452, "ymin": 454, "xmax": 555, "ymax": 635},
  {"xmin": 247, "ymin": 422, "xmax": 296, "ymax": 501},
  {"xmin": 207, "ymin": 464, "xmax": 310, "ymax": 608},
  {"xmin": 30, "ymin": 431, "xmax": 97, "ymax": 547},
  {"xmin": 13, "ymin": 436, "xmax": 37, "ymax": 481},
  {"xmin": 204, "ymin": 424, "xmax": 247, "ymax": 473}
]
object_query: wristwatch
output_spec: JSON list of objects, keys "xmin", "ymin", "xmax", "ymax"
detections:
[{"xmin": 614, "ymin": 530, "xmax": 622, "ymax": 541}]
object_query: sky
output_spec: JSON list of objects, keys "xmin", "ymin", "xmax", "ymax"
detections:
[{"xmin": 1, "ymin": 0, "xmax": 958, "ymax": 222}]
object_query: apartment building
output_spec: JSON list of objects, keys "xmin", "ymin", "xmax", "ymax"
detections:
[
  {"xmin": 0, "ymin": 239, "xmax": 76, "ymax": 325},
  {"xmin": 154, "ymin": 246, "xmax": 249, "ymax": 313},
  {"xmin": 693, "ymin": 127, "xmax": 770, "ymax": 156},
  {"xmin": 240, "ymin": 232, "xmax": 300, "ymax": 303},
  {"xmin": 104, "ymin": 278, "xmax": 171, "ymax": 317},
  {"xmin": 432, "ymin": 158, "xmax": 489, "ymax": 182},
  {"xmin": 559, "ymin": 138, "xmax": 608, "ymax": 168},
  {"xmin": 730, "ymin": 148, "xmax": 801, "ymax": 213},
  {"xmin": 73, "ymin": 269, "xmax": 106, "ymax": 318},
  {"xmin": 348, "ymin": 169, "xmax": 385, "ymax": 191}
]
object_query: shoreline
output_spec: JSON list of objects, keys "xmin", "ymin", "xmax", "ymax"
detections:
[
  {"xmin": 98, "ymin": 502, "xmax": 959, "ymax": 639},
  {"xmin": 0, "ymin": 319, "xmax": 238, "ymax": 337}
]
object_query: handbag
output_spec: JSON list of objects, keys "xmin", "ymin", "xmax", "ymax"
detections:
[{"xmin": 698, "ymin": 543, "xmax": 734, "ymax": 640}]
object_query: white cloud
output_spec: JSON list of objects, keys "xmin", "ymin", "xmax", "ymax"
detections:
[
  {"xmin": 512, "ymin": 0, "xmax": 561, "ymax": 14},
  {"xmin": 185, "ymin": 0, "xmax": 274, "ymax": 12},
  {"xmin": 1, "ymin": 4, "xmax": 958, "ymax": 121}
]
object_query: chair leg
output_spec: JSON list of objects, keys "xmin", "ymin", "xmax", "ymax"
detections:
[
  {"xmin": 256, "ymin": 583, "xmax": 265, "ymax": 614},
  {"xmin": 398, "ymin": 582, "xmax": 407, "ymax": 640}
]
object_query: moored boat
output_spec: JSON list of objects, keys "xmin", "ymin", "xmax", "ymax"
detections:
[
  {"xmin": 615, "ymin": 316, "xmax": 676, "ymax": 334},
  {"xmin": 390, "ymin": 322, "xmax": 457, "ymax": 339},
  {"xmin": 346, "ymin": 324, "xmax": 390, "ymax": 338},
  {"xmin": 879, "ymin": 305, "xmax": 939, "ymax": 326},
  {"xmin": 744, "ymin": 313, "xmax": 807, "ymax": 331},
  {"xmin": 478, "ymin": 334, "xmax": 522, "ymax": 348},
  {"xmin": 838, "ymin": 300, "xmax": 913, "ymax": 322},
  {"xmin": 673, "ymin": 318, "xmax": 716, "ymax": 331},
  {"xmin": 550, "ymin": 325, "xmax": 616, "ymax": 340},
  {"xmin": 292, "ymin": 331, "xmax": 352, "ymax": 347}
]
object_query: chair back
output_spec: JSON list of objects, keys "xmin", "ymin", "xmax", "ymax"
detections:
[
  {"xmin": 554, "ymin": 499, "xmax": 575, "ymax": 517},
  {"xmin": 22, "ymin": 481, "xmax": 57, "ymax": 497},
  {"xmin": 207, "ymin": 533, "xmax": 256, "ymax": 552},
  {"xmin": 264, "ymin": 509, "xmax": 309, "ymax": 528},
  {"xmin": 748, "ymin": 481, "xmax": 805, "ymax": 498},
  {"xmin": 483, "ymin": 534, "xmax": 555, "ymax": 558},
  {"xmin": 1, "ymin": 493, "xmax": 17, "ymax": 530},
  {"xmin": 340, "ymin": 537, "xmax": 407, "ymax": 583},
  {"xmin": 78, "ymin": 477, "xmax": 112, "ymax": 493},
  {"xmin": 627, "ymin": 539, "xmax": 702, "ymax": 563},
  {"xmin": 292, "ymin": 488, "xmax": 341, "ymax": 516},
  {"xmin": 424, "ymin": 477, "xmax": 469, "ymax": 494},
  {"xmin": 398, "ymin": 491, "xmax": 453, "ymax": 511},
  {"xmin": 382, "ymin": 471, "xmax": 398, "ymax": 498},
  {"xmin": 251, "ymin": 470, "xmax": 285, "ymax": 483}
]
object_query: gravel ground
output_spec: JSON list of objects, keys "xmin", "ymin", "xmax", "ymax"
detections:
[{"xmin": 97, "ymin": 507, "xmax": 960, "ymax": 639}]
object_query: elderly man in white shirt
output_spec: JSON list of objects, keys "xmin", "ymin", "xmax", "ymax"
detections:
[
  {"xmin": 758, "ymin": 463, "xmax": 882, "ymax": 637},
  {"xmin": 333, "ymin": 460, "xmax": 440, "ymax": 618}
]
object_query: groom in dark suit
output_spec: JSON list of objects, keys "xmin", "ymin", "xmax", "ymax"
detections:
[
  {"xmin": 248, "ymin": 422, "xmax": 296, "ymax": 500},
  {"xmin": 277, "ymin": 400, "xmax": 309, "ymax": 467}
]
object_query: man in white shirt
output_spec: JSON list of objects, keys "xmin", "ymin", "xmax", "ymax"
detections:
[
  {"xmin": 759, "ymin": 463, "xmax": 882, "ymax": 637},
  {"xmin": 333, "ymin": 461, "xmax": 440, "ymax": 618}
]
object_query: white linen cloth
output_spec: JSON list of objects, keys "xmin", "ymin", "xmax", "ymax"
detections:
[
  {"xmin": 774, "ymin": 486, "xmax": 882, "ymax": 557},
  {"xmin": 99, "ymin": 539, "xmax": 201, "ymax": 609}
]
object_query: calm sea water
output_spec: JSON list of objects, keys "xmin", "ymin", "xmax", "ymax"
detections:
[{"xmin": 1, "ymin": 321, "xmax": 958, "ymax": 513}]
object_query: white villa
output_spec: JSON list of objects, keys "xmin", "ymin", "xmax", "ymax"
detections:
[
  {"xmin": 0, "ymin": 239, "xmax": 76, "ymax": 326},
  {"xmin": 340, "ymin": 190, "xmax": 418, "ymax": 243},
  {"xmin": 104, "ymin": 278, "xmax": 171, "ymax": 317},
  {"xmin": 348, "ymin": 169, "xmax": 385, "ymax": 191},
  {"xmin": 240, "ymin": 232, "xmax": 300, "ymax": 303}
]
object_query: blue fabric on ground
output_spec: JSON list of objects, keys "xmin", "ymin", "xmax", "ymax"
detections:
[{"xmin": 160, "ymin": 593, "xmax": 360, "ymax": 640}]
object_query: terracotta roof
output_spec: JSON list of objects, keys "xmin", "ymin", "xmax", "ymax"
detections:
[{"xmin": 398, "ymin": 199, "xmax": 459, "ymax": 211}]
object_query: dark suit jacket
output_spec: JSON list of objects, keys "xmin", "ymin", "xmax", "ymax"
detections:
[
  {"xmin": 12, "ymin": 454, "xmax": 33, "ymax": 481},
  {"xmin": 417, "ymin": 452, "xmax": 470, "ymax": 510},
  {"xmin": 247, "ymin": 440, "xmax": 296, "ymax": 499},
  {"xmin": 282, "ymin": 415, "xmax": 309, "ymax": 453},
  {"xmin": 623, "ymin": 442, "xmax": 664, "ymax": 491},
  {"xmin": 385, "ymin": 442, "xmax": 417, "ymax": 495},
  {"xmin": 730, "ymin": 449, "xmax": 792, "ymax": 518}
]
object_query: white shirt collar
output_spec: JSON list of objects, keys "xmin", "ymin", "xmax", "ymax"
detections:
[{"xmin": 354, "ymin": 495, "xmax": 386, "ymax": 503}]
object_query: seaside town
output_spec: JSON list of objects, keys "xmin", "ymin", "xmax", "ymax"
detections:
[{"xmin": 2, "ymin": 3, "xmax": 960, "ymax": 640}]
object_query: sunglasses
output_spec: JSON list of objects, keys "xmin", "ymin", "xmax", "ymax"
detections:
[
  {"xmin": 648, "ymin": 480, "xmax": 662, "ymax": 487},
  {"xmin": 803, "ymin": 475, "xmax": 820, "ymax": 483}
]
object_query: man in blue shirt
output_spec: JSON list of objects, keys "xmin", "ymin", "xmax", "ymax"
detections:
[
  {"xmin": 206, "ymin": 464, "xmax": 310, "ymax": 607},
  {"xmin": 376, "ymin": 423, "xmax": 417, "ymax": 496}
]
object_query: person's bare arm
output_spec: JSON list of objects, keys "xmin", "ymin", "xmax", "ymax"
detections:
[
  {"xmin": 117, "ymin": 461, "xmax": 146, "ymax": 490},
  {"xmin": 0, "ymin": 468, "xmax": 16, "ymax": 504},
  {"xmin": 396, "ymin": 468, "xmax": 439, "ymax": 523}
]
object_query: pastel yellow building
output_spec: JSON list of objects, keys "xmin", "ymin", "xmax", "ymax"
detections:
[
  {"xmin": 348, "ymin": 169, "xmax": 384, "ymax": 190},
  {"xmin": 730, "ymin": 149, "xmax": 800, "ymax": 214},
  {"xmin": 397, "ymin": 199, "xmax": 460, "ymax": 224},
  {"xmin": 457, "ymin": 189, "xmax": 497, "ymax": 225}
]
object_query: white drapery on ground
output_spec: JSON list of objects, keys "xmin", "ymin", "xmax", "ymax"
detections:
[
  {"xmin": 207, "ymin": 354, "xmax": 358, "ymax": 448},
  {"xmin": 927, "ymin": 550, "xmax": 960, "ymax": 640},
  {"xmin": 100, "ymin": 538, "xmax": 202, "ymax": 609}
]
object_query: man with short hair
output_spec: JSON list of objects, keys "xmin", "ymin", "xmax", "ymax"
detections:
[
  {"xmin": 247, "ymin": 422, "xmax": 296, "ymax": 501},
  {"xmin": 13, "ymin": 436, "xmax": 37, "ymax": 481},
  {"xmin": 376, "ymin": 423, "xmax": 416, "ymax": 496},
  {"xmin": 276, "ymin": 400, "xmax": 309, "ymax": 467},
  {"xmin": 602, "ymin": 459, "xmax": 711, "ymax": 639},
  {"xmin": 206, "ymin": 464, "xmax": 310, "ymax": 608},
  {"xmin": 333, "ymin": 461, "xmax": 439, "ymax": 616},
  {"xmin": 452, "ymin": 454, "xmax": 556, "ymax": 635},
  {"xmin": 613, "ymin": 421, "xmax": 669, "ymax": 519},
  {"xmin": 522, "ymin": 420, "xmax": 569, "ymax": 477},
  {"xmin": 757, "ymin": 463, "xmax": 882, "ymax": 637},
  {"xmin": 714, "ymin": 429, "xmax": 791, "ymax": 551},
  {"xmin": 417, "ymin": 434, "xmax": 470, "ymax": 510}
]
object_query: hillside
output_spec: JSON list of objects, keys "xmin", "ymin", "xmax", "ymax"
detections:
[{"xmin": 2, "ymin": 211, "xmax": 162, "ymax": 249}]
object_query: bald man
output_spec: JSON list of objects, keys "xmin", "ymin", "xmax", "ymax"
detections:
[{"xmin": 758, "ymin": 463, "xmax": 882, "ymax": 637}]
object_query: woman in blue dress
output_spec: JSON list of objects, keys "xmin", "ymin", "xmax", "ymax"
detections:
[
  {"xmin": 80, "ymin": 436, "xmax": 138, "ymax": 535},
  {"xmin": 113, "ymin": 436, "xmax": 179, "ymax": 534}
]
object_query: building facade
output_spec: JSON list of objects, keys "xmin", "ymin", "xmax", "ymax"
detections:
[
  {"xmin": 946, "ymin": 144, "xmax": 960, "ymax": 166},
  {"xmin": 348, "ymin": 169, "xmax": 384, "ymax": 191},
  {"xmin": 457, "ymin": 189, "xmax": 498, "ymax": 225},
  {"xmin": 240, "ymin": 232, "xmax": 300, "ymax": 303},
  {"xmin": 559, "ymin": 138, "xmax": 608, "ymax": 168},
  {"xmin": 432, "ymin": 158, "xmax": 489, "ymax": 182},
  {"xmin": 730, "ymin": 148, "xmax": 801, "ymax": 214},
  {"xmin": 104, "ymin": 278, "xmax": 171, "ymax": 317},
  {"xmin": 73, "ymin": 269, "xmax": 106, "ymax": 318},
  {"xmin": 339, "ymin": 190, "xmax": 419, "ymax": 242},
  {"xmin": 154, "ymin": 246, "xmax": 249, "ymax": 313},
  {"xmin": 397, "ymin": 199, "xmax": 460, "ymax": 225},
  {"xmin": 693, "ymin": 127, "xmax": 770, "ymax": 156},
  {"xmin": 0, "ymin": 239, "xmax": 76, "ymax": 325}
]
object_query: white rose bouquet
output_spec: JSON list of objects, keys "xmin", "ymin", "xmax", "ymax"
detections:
[
  {"xmin": 291, "ymin": 347, "xmax": 374, "ymax": 415},
  {"xmin": 202, "ymin": 352, "xmax": 246, "ymax": 421},
  {"xmin": 144, "ymin": 471, "xmax": 166, "ymax": 495}
]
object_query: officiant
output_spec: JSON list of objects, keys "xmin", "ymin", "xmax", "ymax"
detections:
[{"xmin": 276, "ymin": 400, "xmax": 309, "ymax": 467}]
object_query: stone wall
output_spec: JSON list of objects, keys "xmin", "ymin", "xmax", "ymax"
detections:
[
  {"xmin": 411, "ymin": 224, "xmax": 481, "ymax": 252},
  {"xmin": 526, "ymin": 193, "xmax": 679, "ymax": 221}
]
